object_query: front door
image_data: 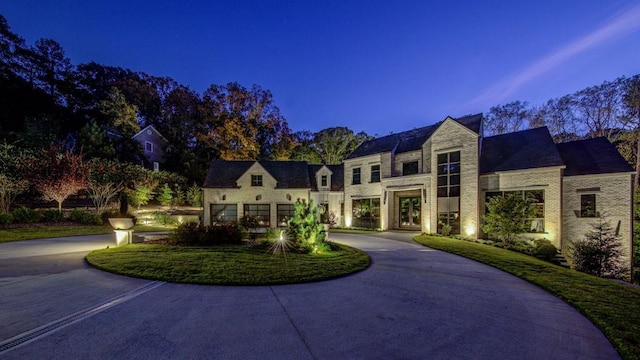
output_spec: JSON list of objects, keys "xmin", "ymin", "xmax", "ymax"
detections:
[{"xmin": 399, "ymin": 197, "xmax": 421, "ymax": 229}]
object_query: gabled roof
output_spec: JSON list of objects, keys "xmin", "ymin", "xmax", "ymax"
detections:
[
  {"xmin": 203, "ymin": 160, "xmax": 312, "ymax": 188},
  {"xmin": 480, "ymin": 127, "xmax": 564, "ymax": 174},
  {"xmin": 557, "ymin": 137, "xmax": 634, "ymax": 176},
  {"xmin": 346, "ymin": 114, "xmax": 482, "ymax": 159},
  {"xmin": 308, "ymin": 164, "xmax": 344, "ymax": 191},
  {"xmin": 132, "ymin": 125, "xmax": 169, "ymax": 144}
]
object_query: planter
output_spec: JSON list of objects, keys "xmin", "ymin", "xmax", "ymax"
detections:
[{"xmin": 108, "ymin": 217, "xmax": 135, "ymax": 230}]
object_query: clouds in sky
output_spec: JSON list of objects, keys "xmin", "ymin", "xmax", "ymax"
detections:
[{"xmin": 471, "ymin": 3, "xmax": 640, "ymax": 106}]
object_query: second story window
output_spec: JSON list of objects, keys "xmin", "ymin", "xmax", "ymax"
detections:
[
  {"xmin": 145, "ymin": 141, "xmax": 154, "ymax": 153},
  {"xmin": 371, "ymin": 165, "xmax": 380, "ymax": 183},
  {"xmin": 402, "ymin": 161, "xmax": 419, "ymax": 176},
  {"xmin": 251, "ymin": 175, "xmax": 263, "ymax": 187},
  {"xmin": 352, "ymin": 167, "xmax": 361, "ymax": 185},
  {"xmin": 581, "ymin": 194, "xmax": 597, "ymax": 217},
  {"xmin": 321, "ymin": 175, "xmax": 328, "ymax": 187}
]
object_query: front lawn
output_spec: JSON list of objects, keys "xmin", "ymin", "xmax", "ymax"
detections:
[
  {"xmin": 0, "ymin": 224, "xmax": 174, "ymax": 243},
  {"xmin": 414, "ymin": 234, "xmax": 640, "ymax": 360},
  {"xmin": 86, "ymin": 242, "xmax": 370, "ymax": 285}
]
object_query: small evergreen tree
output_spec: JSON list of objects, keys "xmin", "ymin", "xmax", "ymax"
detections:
[
  {"xmin": 287, "ymin": 199, "xmax": 327, "ymax": 253},
  {"xmin": 481, "ymin": 193, "xmax": 535, "ymax": 247},
  {"xmin": 570, "ymin": 216, "xmax": 627, "ymax": 279},
  {"xmin": 186, "ymin": 182, "xmax": 202, "ymax": 207},
  {"xmin": 156, "ymin": 183, "xmax": 173, "ymax": 207}
]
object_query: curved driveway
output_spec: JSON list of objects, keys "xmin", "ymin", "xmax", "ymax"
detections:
[{"xmin": 0, "ymin": 232, "xmax": 618, "ymax": 359}]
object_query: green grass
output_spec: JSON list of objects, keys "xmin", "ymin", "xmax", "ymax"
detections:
[
  {"xmin": 0, "ymin": 224, "xmax": 175, "ymax": 243},
  {"xmin": 86, "ymin": 243, "xmax": 370, "ymax": 285},
  {"xmin": 414, "ymin": 234, "xmax": 640, "ymax": 360}
]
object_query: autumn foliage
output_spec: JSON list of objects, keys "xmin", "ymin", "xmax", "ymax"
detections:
[{"xmin": 20, "ymin": 145, "xmax": 89, "ymax": 212}]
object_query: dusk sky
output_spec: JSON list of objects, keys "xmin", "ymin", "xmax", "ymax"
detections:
[{"xmin": 2, "ymin": 1, "xmax": 639, "ymax": 136}]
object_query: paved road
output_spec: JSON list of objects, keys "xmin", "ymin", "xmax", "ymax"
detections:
[{"xmin": 0, "ymin": 232, "xmax": 619, "ymax": 359}]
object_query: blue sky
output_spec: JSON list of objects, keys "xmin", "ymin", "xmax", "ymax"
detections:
[{"xmin": 2, "ymin": 1, "xmax": 639, "ymax": 136}]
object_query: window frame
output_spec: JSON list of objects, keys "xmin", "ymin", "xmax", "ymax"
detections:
[
  {"xmin": 352, "ymin": 167, "xmax": 361, "ymax": 185},
  {"xmin": 210, "ymin": 204, "xmax": 238, "ymax": 225},
  {"xmin": 321, "ymin": 175, "xmax": 328, "ymax": 187},
  {"xmin": 243, "ymin": 204, "xmax": 270, "ymax": 227},
  {"xmin": 145, "ymin": 141, "xmax": 154, "ymax": 153},
  {"xmin": 251, "ymin": 175, "xmax": 263, "ymax": 187},
  {"xmin": 580, "ymin": 194, "xmax": 597, "ymax": 218},
  {"xmin": 402, "ymin": 161, "xmax": 419, "ymax": 176},
  {"xmin": 370, "ymin": 164, "xmax": 381, "ymax": 183}
]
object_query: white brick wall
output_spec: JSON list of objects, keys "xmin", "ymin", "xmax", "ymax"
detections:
[
  {"xmin": 562, "ymin": 173, "xmax": 634, "ymax": 269},
  {"xmin": 429, "ymin": 119, "xmax": 480, "ymax": 237},
  {"xmin": 479, "ymin": 167, "xmax": 563, "ymax": 247}
]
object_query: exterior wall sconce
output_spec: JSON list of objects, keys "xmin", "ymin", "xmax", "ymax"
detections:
[{"xmin": 222, "ymin": 194, "xmax": 226, "ymax": 201}]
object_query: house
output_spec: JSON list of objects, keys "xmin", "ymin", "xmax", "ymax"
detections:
[
  {"xmin": 202, "ymin": 114, "xmax": 634, "ymax": 268},
  {"xmin": 202, "ymin": 160, "xmax": 344, "ymax": 229},
  {"xmin": 132, "ymin": 125, "xmax": 169, "ymax": 171}
]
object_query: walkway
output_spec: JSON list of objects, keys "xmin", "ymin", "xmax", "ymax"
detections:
[{"xmin": 0, "ymin": 232, "xmax": 619, "ymax": 359}]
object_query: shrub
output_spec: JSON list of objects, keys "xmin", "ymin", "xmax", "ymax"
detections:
[
  {"xmin": 12, "ymin": 206, "xmax": 40, "ymax": 224},
  {"xmin": 152, "ymin": 211, "xmax": 173, "ymax": 225},
  {"xmin": 69, "ymin": 209, "xmax": 103, "ymax": 225},
  {"xmin": 287, "ymin": 199, "xmax": 327, "ymax": 253},
  {"xmin": 439, "ymin": 222, "xmax": 452, "ymax": 237},
  {"xmin": 40, "ymin": 209, "xmax": 66, "ymax": 223},
  {"xmin": 170, "ymin": 222, "xmax": 245, "ymax": 246},
  {"xmin": 0, "ymin": 211, "xmax": 13, "ymax": 226},
  {"xmin": 533, "ymin": 239, "xmax": 558, "ymax": 260},
  {"xmin": 570, "ymin": 217, "xmax": 627, "ymax": 279}
]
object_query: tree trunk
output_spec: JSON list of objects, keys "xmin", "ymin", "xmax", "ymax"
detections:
[{"xmin": 119, "ymin": 192, "xmax": 128, "ymax": 215}]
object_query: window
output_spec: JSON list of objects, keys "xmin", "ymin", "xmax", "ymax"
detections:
[
  {"xmin": 211, "ymin": 204, "xmax": 237, "ymax": 224},
  {"xmin": 370, "ymin": 165, "xmax": 381, "ymax": 183},
  {"xmin": 153, "ymin": 162, "xmax": 159, "ymax": 172},
  {"xmin": 352, "ymin": 167, "xmax": 361, "ymax": 185},
  {"xmin": 145, "ymin": 141, "xmax": 153, "ymax": 153},
  {"xmin": 244, "ymin": 204, "xmax": 270, "ymax": 227},
  {"xmin": 437, "ymin": 151, "xmax": 461, "ymax": 234},
  {"xmin": 352, "ymin": 198, "xmax": 380, "ymax": 228},
  {"xmin": 251, "ymin": 175, "xmax": 263, "ymax": 187},
  {"xmin": 321, "ymin": 175, "xmax": 328, "ymax": 187},
  {"xmin": 484, "ymin": 190, "xmax": 545, "ymax": 233},
  {"xmin": 277, "ymin": 204, "xmax": 295, "ymax": 227},
  {"xmin": 402, "ymin": 161, "xmax": 419, "ymax": 176},
  {"xmin": 581, "ymin": 194, "xmax": 597, "ymax": 217}
]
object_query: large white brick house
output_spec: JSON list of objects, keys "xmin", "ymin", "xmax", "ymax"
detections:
[{"xmin": 202, "ymin": 114, "xmax": 634, "ymax": 267}]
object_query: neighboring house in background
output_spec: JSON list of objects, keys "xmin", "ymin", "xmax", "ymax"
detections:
[
  {"xmin": 132, "ymin": 125, "xmax": 169, "ymax": 171},
  {"xmin": 202, "ymin": 114, "xmax": 634, "ymax": 269},
  {"xmin": 202, "ymin": 160, "xmax": 344, "ymax": 229}
]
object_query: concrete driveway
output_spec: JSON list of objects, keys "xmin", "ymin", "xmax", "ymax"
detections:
[{"xmin": 0, "ymin": 232, "xmax": 619, "ymax": 359}]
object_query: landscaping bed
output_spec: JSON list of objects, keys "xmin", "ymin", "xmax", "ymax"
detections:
[{"xmin": 86, "ymin": 242, "xmax": 370, "ymax": 286}]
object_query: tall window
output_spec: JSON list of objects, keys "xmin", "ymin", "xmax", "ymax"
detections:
[
  {"xmin": 244, "ymin": 204, "xmax": 270, "ymax": 227},
  {"xmin": 352, "ymin": 198, "xmax": 380, "ymax": 228},
  {"xmin": 581, "ymin": 194, "xmax": 597, "ymax": 217},
  {"xmin": 402, "ymin": 161, "xmax": 419, "ymax": 176},
  {"xmin": 321, "ymin": 175, "xmax": 328, "ymax": 187},
  {"xmin": 211, "ymin": 204, "xmax": 237, "ymax": 224},
  {"xmin": 437, "ymin": 151, "xmax": 461, "ymax": 234},
  {"xmin": 370, "ymin": 165, "xmax": 381, "ymax": 183},
  {"xmin": 484, "ymin": 190, "xmax": 545, "ymax": 233},
  {"xmin": 251, "ymin": 175, "xmax": 263, "ymax": 187},
  {"xmin": 277, "ymin": 204, "xmax": 295, "ymax": 227},
  {"xmin": 352, "ymin": 167, "xmax": 361, "ymax": 185},
  {"xmin": 145, "ymin": 141, "xmax": 153, "ymax": 153}
]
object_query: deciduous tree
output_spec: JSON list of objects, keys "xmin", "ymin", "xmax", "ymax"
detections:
[{"xmin": 481, "ymin": 193, "xmax": 535, "ymax": 247}]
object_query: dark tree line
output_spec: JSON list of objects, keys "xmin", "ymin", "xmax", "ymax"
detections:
[{"xmin": 0, "ymin": 15, "xmax": 370, "ymax": 183}]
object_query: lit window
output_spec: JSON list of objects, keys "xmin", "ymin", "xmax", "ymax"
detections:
[
  {"xmin": 251, "ymin": 175, "xmax": 263, "ymax": 187},
  {"xmin": 211, "ymin": 204, "xmax": 237, "ymax": 224},
  {"xmin": 244, "ymin": 204, "xmax": 270, "ymax": 227},
  {"xmin": 277, "ymin": 204, "xmax": 295, "ymax": 227}
]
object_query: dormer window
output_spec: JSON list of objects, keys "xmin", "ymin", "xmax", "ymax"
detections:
[
  {"xmin": 321, "ymin": 175, "xmax": 328, "ymax": 187},
  {"xmin": 145, "ymin": 141, "xmax": 154, "ymax": 153},
  {"xmin": 251, "ymin": 175, "xmax": 263, "ymax": 187}
]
